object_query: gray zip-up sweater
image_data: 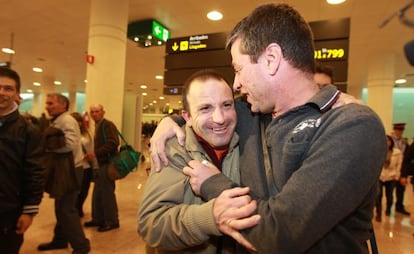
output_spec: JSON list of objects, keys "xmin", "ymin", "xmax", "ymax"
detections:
[{"xmin": 201, "ymin": 85, "xmax": 387, "ymax": 254}]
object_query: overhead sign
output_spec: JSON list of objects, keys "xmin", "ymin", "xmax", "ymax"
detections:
[
  {"xmin": 127, "ymin": 19, "xmax": 170, "ymax": 47},
  {"xmin": 163, "ymin": 87, "xmax": 183, "ymax": 95},
  {"xmin": 314, "ymin": 39, "xmax": 348, "ymax": 61},
  {"xmin": 152, "ymin": 20, "xmax": 170, "ymax": 42},
  {"xmin": 166, "ymin": 33, "xmax": 227, "ymax": 54}
]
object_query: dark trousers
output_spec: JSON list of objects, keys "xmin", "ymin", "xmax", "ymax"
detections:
[
  {"xmin": 376, "ymin": 180, "xmax": 396, "ymax": 214},
  {"xmin": 0, "ymin": 214, "xmax": 23, "ymax": 254},
  {"xmin": 92, "ymin": 163, "xmax": 119, "ymax": 226},
  {"xmin": 76, "ymin": 168, "xmax": 93, "ymax": 215},
  {"xmin": 52, "ymin": 167, "xmax": 90, "ymax": 252},
  {"xmin": 395, "ymin": 181, "xmax": 406, "ymax": 210}
]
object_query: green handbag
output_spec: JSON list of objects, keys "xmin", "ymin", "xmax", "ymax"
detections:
[{"xmin": 103, "ymin": 123, "xmax": 140, "ymax": 180}]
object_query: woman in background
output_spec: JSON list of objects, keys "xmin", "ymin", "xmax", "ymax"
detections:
[
  {"xmin": 71, "ymin": 112, "xmax": 98, "ymax": 217},
  {"xmin": 375, "ymin": 135, "xmax": 403, "ymax": 222}
]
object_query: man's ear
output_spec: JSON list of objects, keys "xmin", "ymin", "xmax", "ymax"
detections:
[
  {"xmin": 264, "ymin": 43, "xmax": 282, "ymax": 76},
  {"xmin": 181, "ymin": 110, "xmax": 191, "ymax": 126}
]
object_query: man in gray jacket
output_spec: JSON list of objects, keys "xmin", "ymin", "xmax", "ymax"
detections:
[
  {"xmin": 38, "ymin": 93, "xmax": 90, "ymax": 254},
  {"xmin": 138, "ymin": 69, "xmax": 239, "ymax": 254}
]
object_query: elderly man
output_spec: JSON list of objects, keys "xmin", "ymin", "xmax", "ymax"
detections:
[
  {"xmin": 38, "ymin": 93, "xmax": 90, "ymax": 254},
  {"xmin": 84, "ymin": 104, "xmax": 120, "ymax": 232},
  {"xmin": 138, "ymin": 69, "xmax": 240, "ymax": 254}
]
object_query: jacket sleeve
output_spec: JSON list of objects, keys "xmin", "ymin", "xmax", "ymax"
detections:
[
  {"xmin": 22, "ymin": 122, "xmax": 46, "ymax": 214},
  {"xmin": 138, "ymin": 139, "xmax": 220, "ymax": 250},
  {"xmin": 95, "ymin": 120, "xmax": 120, "ymax": 159},
  {"xmin": 52, "ymin": 116, "xmax": 81, "ymax": 153}
]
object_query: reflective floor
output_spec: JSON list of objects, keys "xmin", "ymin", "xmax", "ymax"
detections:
[{"xmin": 20, "ymin": 148, "xmax": 414, "ymax": 253}]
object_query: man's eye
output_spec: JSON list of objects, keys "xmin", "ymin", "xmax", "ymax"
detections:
[{"xmin": 199, "ymin": 106, "xmax": 211, "ymax": 112}]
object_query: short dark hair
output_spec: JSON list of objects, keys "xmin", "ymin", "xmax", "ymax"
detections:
[
  {"xmin": 47, "ymin": 93, "xmax": 70, "ymax": 111},
  {"xmin": 0, "ymin": 67, "xmax": 21, "ymax": 92},
  {"xmin": 315, "ymin": 62, "xmax": 334, "ymax": 83},
  {"xmin": 182, "ymin": 69, "xmax": 233, "ymax": 112},
  {"xmin": 226, "ymin": 3, "xmax": 315, "ymax": 74}
]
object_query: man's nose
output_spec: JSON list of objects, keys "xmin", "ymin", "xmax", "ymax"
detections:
[{"xmin": 212, "ymin": 108, "xmax": 225, "ymax": 124}]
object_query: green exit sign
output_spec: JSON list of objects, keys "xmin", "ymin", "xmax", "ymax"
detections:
[
  {"xmin": 152, "ymin": 20, "xmax": 170, "ymax": 42},
  {"xmin": 127, "ymin": 19, "xmax": 170, "ymax": 47}
]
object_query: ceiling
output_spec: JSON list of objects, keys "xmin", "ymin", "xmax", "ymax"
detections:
[{"xmin": 1, "ymin": 0, "xmax": 413, "ymax": 112}]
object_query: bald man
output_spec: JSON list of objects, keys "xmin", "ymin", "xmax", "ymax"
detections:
[{"xmin": 84, "ymin": 105, "xmax": 120, "ymax": 232}]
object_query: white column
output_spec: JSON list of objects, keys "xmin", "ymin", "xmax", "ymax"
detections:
[
  {"xmin": 366, "ymin": 52, "xmax": 395, "ymax": 134},
  {"xmin": 85, "ymin": 0, "xmax": 129, "ymax": 130}
]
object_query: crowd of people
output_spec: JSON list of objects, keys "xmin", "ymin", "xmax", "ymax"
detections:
[{"xmin": 2, "ymin": 2, "xmax": 414, "ymax": 254}]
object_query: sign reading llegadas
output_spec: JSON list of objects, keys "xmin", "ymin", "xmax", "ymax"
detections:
[{"xmin": 165, "ymin": 33, "xmax": 228, "ymax": 54}]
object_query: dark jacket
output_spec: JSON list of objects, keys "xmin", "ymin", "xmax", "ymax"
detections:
[
  {"xmin": 200, "ymin": 85, "xmax": 387, "ymax": 254},
  {"xmin": 401, "ymin": 144, "xmax": 414, "ymax": 181},
  {"xmin": 94, "ymin": 118, "xmax": 119, "ymax": 165},
  {"xmin": 43, "ymin": 126, "xmax": 79, "ymax": 198},
  {"xmin": 0, "ymin": 109, "xmax": 45, "ymax": 216}
]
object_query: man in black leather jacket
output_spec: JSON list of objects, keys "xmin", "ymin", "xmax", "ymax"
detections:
[{"xmin": 0, "ymin": 67, "xmax": 45, "ymax": 254}]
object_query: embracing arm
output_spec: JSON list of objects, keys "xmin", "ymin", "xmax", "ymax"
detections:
[{"xmin": 150, "ymin": 116, "xmax": 186, "ymax": 171}]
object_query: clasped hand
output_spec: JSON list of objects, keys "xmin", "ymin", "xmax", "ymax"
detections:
[{"xmin": 183, "ymin": 160, "xmax": 260, "ymax": 252}]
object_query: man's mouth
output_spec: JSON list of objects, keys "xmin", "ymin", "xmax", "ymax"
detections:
[{"xmin": 212, "ymin": 126, "xmax": 227, "ymax": 134}]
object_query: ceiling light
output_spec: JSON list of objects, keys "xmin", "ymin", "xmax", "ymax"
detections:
[
  {"xmin": 142, "ymin": 92, "xmax": 147, "ymax": 96},
  {"xmin": 153, "ymin": 100, "xmax": 157, "ymax": 103},
  {"xmin": 1, "ymin": 48, "xmax": 15, "ymax": 54},
  {"xmin": 395, "ymin": 78, "xmax": 407, "ymax": 84},
  {"xmin": 159, "ymin": 96, "xmax": 165, "ymax": 100},
  {"xmin": 155, "ymin": 75, "xmax": 163, "ymax": 80},
  {"xmin": 140, "ymin": 85, "xmax": 147, "ymax": 89},
  {"xmin": 27, "ymin": 89, "xmax": 33, "ymax": 93},
  {"xmin": 207, "ymin": 11, "xmax": 223, "ymax": 21},
  {"xmin": 326, "ymin": 0, "xmax": 346, "ymax": 4},
  {"xmin": 32, "ymin": 67, "xmax": 43, "ymax": 73},
  {"xmin": 33, "ymin": 82, "xmax": 41, "ymax": 86},
  {"xmin": 54, "ymin": 81, "xmax": 62, "ymax": 85}
]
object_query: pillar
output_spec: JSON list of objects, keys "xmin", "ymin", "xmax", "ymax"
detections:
[
  {"xmin": 85, "ymin": 0, "xmax": 129, "ymax": 130},
  {"xmin": 366, "ymin": 52, "xmax": 395, "ymax": 135}
]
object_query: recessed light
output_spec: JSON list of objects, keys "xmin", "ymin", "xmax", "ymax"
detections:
[
  {"xmin": 33, "ymin": 82, "xmax": 41, "ymax": 86},
  {"xmin": 1, "ymin": 48, "xmax": 15, "ymax": 54},
  {"xmin": 142, "ymin": 92, "xmax": 147, "ymax": 96},
  {"xmin": 27, "ymin": 89, "xmax": 33, "ymax": 93},
  {"xmin": 159, "ymin": 96, "xmax": 165, "ymax": 100},
  {"xmin": 395, "ymin": 78, "xmax": 407, "ymax": 84},
  {"xmin": 207, "ymin": 11, "xmax": 223, "ymax": 21},
  {"xmin": 327, "ymin": 0, "xmax": 346, "ymax": 4},
  {"xmin": 155, "ymin": 75, "xmax": 163, "ymax": 80},
  {"xmin": 54, "ymin": 81, "xmax": 62, "ymax": 85},
  {"xmin": 32, "ymin": 67, "xmax": 43, "ymax": 73},
  {"xmin": 140, "ymin": 85, "xmax": 147, "ymax": 89}
]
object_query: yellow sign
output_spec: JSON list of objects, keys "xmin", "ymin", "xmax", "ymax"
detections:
[
  {"xmin": 314, "ymin": 48, "xmax": 345, "ymax": 60},
  {"xmin": 180, "ymin": 41, "xmax": 189, "ymax": 51}
]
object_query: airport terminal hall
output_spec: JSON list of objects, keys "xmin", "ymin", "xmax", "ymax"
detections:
[{"xmin": 2, "ymin": 0, "xmax": 414, "ymax": 254}]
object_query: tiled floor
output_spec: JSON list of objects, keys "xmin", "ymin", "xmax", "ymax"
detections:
[{"xmin": 20, "ymin": 153, "xmax": 414, "ymax": 254}]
